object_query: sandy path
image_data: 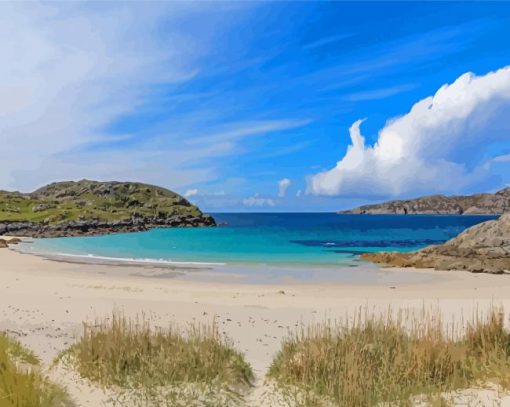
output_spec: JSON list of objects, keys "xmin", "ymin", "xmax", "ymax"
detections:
[{"xmin": 2, "ymin": 247, "xmax": 510, "ymax": 405}]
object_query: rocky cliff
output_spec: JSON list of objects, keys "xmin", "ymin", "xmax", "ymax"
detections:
[
  {"xmin": 361, "ymin": 214, "xmax": 510, "ymax": 274},
  {"xmin": 340, "ymin": 188, "xmax": 510, "ymax": 215},
  {"xmin": 0, "ymin": 180, "xmax": 215, "ymax": 237}
]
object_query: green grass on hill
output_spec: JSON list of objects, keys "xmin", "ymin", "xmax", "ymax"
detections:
[
  {"xmin": 0, "ymin": 180, "xmax": 202, "ymax": 225},
  {"xmin": 269, "ymin": 308, "xmax": 510, "ymax": 406},
  {"xmin": 0, "ymin": 333, "xmax": 71, "ymax": 407}
]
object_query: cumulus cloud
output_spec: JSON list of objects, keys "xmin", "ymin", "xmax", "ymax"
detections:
[
  {"xmin": 242, "ymin": 194, "xmax": 275, "ymax": 207},
  {"xmin": 309, "ymin": 66, "xmax": 510, "ymax": 198},
  {"xmin": 277, "ymin": 178, "xmax": 292, "ymax": 197}
]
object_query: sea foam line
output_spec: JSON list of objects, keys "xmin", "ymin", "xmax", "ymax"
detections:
[
  {"xmin": 19, "ymin": 246, "xmax": 226, "ymax": 267},
  {"xmin": 60, "ymin": 253, "xmax": 226, "ymax": 267}
]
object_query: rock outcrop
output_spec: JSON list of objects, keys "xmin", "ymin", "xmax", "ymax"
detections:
[
  {"xmin": 0, "ymin": 180, "xmax": 215, "ymax": 238},
  {"xmin": 361, "ymin": 214, "xmax": 510, "ymax": 274},
  {"xmin": 0, "ymin": 238, "xmax": 22, "ymax": 248},
  {"xmin": 340, "ymin": 188, "xmax": 510, "ymax": 215}
]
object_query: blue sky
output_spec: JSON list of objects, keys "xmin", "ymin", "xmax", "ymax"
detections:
[{"xmin": 0, "ymin": 2, "xmax": 509, "ymax": 211}]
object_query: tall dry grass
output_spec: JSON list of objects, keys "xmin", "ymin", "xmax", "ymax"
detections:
[
  {"xmin": 0, "ymin": 333, "xmax": 71, "ymax": 407},
  {"xmin": 61, "ymin": 312, "xmax": 253, "ymax": 404},
  {"xmin": 269, "ymin": 308, "xmax": 510, "ymax": 406}
]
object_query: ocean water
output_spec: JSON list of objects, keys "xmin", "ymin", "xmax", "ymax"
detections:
[{"xmin": 22, "ymin": 213, "xmax": 495, "ymax": 270}]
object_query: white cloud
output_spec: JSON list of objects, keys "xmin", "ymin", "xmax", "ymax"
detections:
[
  {"xmin": 309, "ymin": 66, "xmax": 510, "ymax": 198},
  {"xmin": 242, "ymin": 194, "xmax": 275, "ymax": 207},
  {"xmin": 189, "ymin": 119, "xmax": 311, "ymax": 145},
  {"xmin": 493, "ymin": 154, "xmax": 510, "ymax": 163},
  {"xmin": 303, "ymin": 33, "xmax": 354, "ymax": 51},
  {"xmin": 277, "ymin": 178, "xmax": 292, "ymax": 197},
  {"xmin": 343, "ymin": 84, "xmax": 415, "ymax": 102},
  {"xmin": 184, "ymin": 189, "xmax": 199, "ymax": 197},
  {"xmin": 0, "ymin": 3, "xmax": 204, "ymax": 191},
  {"xmin": 296, "ymin": 189, "xmax": 302, "ymax": 197},
  {"xmin": 184, "ymin": 189, "xmax": 226, "ymax": 198},
  {"xmin": 0, "ymin": 3, "xmax": 310, "ymax": 193}
]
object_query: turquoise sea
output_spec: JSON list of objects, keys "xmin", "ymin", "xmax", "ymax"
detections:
[{"xmin": 21, "ymin": 214, "xmax": 495, "ymax": 275}]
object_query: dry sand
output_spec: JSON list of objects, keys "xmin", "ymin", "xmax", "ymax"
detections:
[{"xmin": 2, "ymin": 243, "xmax": 510, "ymax": 406}]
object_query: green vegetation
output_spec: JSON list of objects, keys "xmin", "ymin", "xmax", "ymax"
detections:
[
  {"xmin": 0, "ymin": 180, "xmax": 202, "ymax": 224},
  {"xmin": 269, "ymin": 309, "xmax": 510, "ymax": 406},
  {"xmin": 61, "ymin": 313, "xmax": 253, "ymax": 405},
  {"xmin": 0, "ymin": 333, "xmax": 71, "ymax": 407}
]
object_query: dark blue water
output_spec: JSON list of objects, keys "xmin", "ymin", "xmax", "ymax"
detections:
[{"xmin": 24, "ymin": 213, "xmax": 495, "ymax": 267}]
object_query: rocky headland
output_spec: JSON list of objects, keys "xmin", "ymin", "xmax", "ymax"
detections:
[
  {"xmin": 361, "ymin": 214, "xmax": 510, "ymax": 274},
  {"xmin": 340, "ymin": 188, "xmax": 510, "ymax": 215},
  {"xmin": 0, "ymin": 180, "xmax": 215, "ymax": 238}
]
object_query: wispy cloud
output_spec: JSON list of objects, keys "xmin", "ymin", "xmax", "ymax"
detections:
[
  {"xmin": 342, "ymin": 84, "xmax": 416, "ymax": 102},
  {"xmin": 302, "ymin": 33, "xmax": 355, "ymax": 50},
  {"xmin": 0, "ymin": 3, "xmax": 309, "ymax": 193},
  {"xmin": 294, "ymin": 20, "xmax": 487, "ymax": 91},
  {"xmin": 0, "ymin": 3, "xmax": 206, "ymax": 190},
  {"xmin": 184, "ymin": 189, "xmax": 199, "ymax": 197},
  {"xmin": 493, "ymin": 154, "xmax": 510, "ymax": 163},
  {"xmin": 258, "ymin": 140, "xmax": 314, "ymax": 159},
  {"xmin": 188, "ymin": 119, "xmax": 312, "ymax": 145}
]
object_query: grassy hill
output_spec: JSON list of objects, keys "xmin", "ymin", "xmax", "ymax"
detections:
[{"xmin": 0, "ymin": 180, "xmax": 215, "ymax": 237}]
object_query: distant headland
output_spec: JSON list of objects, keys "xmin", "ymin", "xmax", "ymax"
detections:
[
  {"xmin": 0, "ymin": 180, "xmax": 215, "ymax": 237},
  {"xmin": 340, "ymin": 187, "xmax": 510, "ymax": 215}
]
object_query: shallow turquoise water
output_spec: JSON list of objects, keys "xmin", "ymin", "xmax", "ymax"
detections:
[{"xmin": 23, "ymin": 213, "xmax": 495, "ymax": 267}]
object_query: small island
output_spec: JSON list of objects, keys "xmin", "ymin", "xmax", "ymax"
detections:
[
  {"xmin": 0, "ymin": 180, "xmax": 215, "ymax": 237},
  {"xmin": 338, "ymin": 189, "xmax": 510, "ymax": 274},
  {"xmin": 340, "ymin": 187, "xmax": 510, "ymax": 215}
]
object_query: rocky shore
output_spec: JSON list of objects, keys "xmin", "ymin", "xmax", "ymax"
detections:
[
  {"xmin": 0, "ymin": 180, "xmax": 216, "ymax": 238},
  {"xmin": 0, "ymin": 214, "xmax": 216, "ymax": 238},
  {"xmin": 362, "ymin": 214, "xmax": 510, "ymax": 274}
]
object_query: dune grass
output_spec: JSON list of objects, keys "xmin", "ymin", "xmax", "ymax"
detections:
[
  {"xmin": 268, "ymin": 308, "xmax": 510, "ymax": 406},
  {"xmin": 0, "ymin": 333, "xmax": 71, "ymax": 407},
  {"xmin": 61, "ymin": 313, "xmax": 253, "ymax": 404}
]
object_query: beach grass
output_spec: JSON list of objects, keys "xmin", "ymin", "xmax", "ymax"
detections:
[
  {"xmin": 61, "ymin": 312, "xmax": 253, "ymax": 405},
  {"xmin": 0, "ymin": 333, "xmax": 71, "ymax": 407},
  {"xmin": 268, "ymin": 308, "xmax": 510, "ymax": 406}
]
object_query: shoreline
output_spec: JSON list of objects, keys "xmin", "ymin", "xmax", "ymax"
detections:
[
  {"xmin": 12, "ymin": 241, "xmax": 446, "ymax": 286},
  {"xmin": 2, "ymin": 247, "xmax": 510, "ymax": 405}
]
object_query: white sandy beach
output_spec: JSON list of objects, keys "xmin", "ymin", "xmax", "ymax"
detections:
[{"xmin": 2, "ymin": 243, "xmax": 510, "ymax": 405}]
